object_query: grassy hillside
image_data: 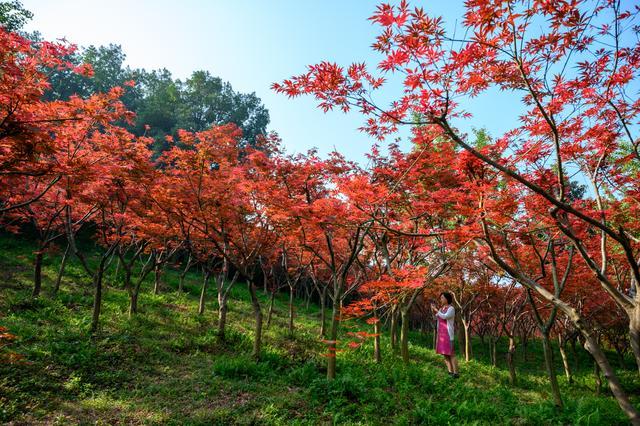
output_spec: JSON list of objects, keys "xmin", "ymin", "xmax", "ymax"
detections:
[{"xmin": 0, "ymin": 232, "xmax": 638, "ymax": 425}]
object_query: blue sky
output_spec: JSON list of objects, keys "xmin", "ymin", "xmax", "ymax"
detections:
[{"xmin": 22, "ymin": 1, "xmax": 524, "ymax": 164}]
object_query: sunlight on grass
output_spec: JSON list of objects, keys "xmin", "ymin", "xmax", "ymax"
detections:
[{"xmin": 0, "ymin": 232, "xmax": 635, "ymax": 425}]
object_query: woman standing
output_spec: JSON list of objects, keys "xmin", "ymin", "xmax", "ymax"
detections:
[{"xmin": 431, "ymin": 292, "xmax": 459, "ymax": 378}]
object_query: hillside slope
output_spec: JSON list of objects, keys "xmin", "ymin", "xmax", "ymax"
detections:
[{"xmin": 0, "ymin": 233, "xmax": 635, "ymax": 425}]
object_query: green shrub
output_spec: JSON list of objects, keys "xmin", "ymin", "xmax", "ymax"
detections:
[
  {"xmin": 288, "ymin": 360, "xmax": 321, "ymax": 386},
  {"xmin": 212, "ymin": 355, "xmax": 273, "ymax": 380}
]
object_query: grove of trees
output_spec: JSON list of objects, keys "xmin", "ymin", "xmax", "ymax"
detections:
[{"xmin": 2, "ymin": 0, "xmax": 640, "ymax": 423}]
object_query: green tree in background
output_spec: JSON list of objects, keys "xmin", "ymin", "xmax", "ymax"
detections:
[
  {"xmin": 7, "ymin": 1, "xmax": 270, "ymax": 154},
  {"xmin": 0, "ymin": 0, "xmax": 32, "ymax": 32},
  {"xmin": 45, "ymin": 47, "xmax": 270, "ymax": 154},
  {"xmin": 178, "ymin": 70, "xmax": 269, "ymax": 146}
]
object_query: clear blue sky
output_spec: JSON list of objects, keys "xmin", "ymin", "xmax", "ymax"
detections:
[{"xmin": 22, "ymin": 0, "xmax": 523, "ymax": 164}]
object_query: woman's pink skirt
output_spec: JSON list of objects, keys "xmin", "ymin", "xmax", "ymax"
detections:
[{"xmin": 436, "ymin": 319, "xmax": 453, "ymax": 355}]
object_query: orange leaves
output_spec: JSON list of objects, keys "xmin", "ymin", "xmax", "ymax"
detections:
[
  {"xmin": 365, "ymin": 317, "xmax": 380, "ymax": 325},
  {"xmin": 0, "ymin": 327, "xmax": 17, "ymax": 342},
  {"xmin": 0, "ymin": 326, "xmax": 24, "ymax": 365}
]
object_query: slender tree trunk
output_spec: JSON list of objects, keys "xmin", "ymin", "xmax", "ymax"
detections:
[
  {"xmin": 327, "ymin": 294, "xmax": 340, "ymax": 380},
  {"xmin": 558, "ymin": 335, "xmax": 573, "ymax": 385},
  {"xmin": 263, "ymin": 270, "xmax": 268, "ymax": 294},
  {"xmin": 400, "ymin": 308, "xmax": 410, "ymax": 364},
  {"xmin": 248, "ymin": 280, "xmax": 263, "ymax": 360},
  {"xmin": 288, "ymin": 284, "xmax": 295, "ymax": 336},
  {"xmin": 542, "ymin": 332, "xmax": 563, "ymax": 407},
  {"xmin": 218, "ymin": 293, "xmax": 228, "ymax": 340},
  {"xmin": 122, "ymin": 261, "xmax": 136, "ymax": 318},
  {"xmin": 490, "ymin": 337, "xmax": 497, "ymax": 367},
  {"xmin": 179, "ymin": 256, "xmax": 193, "ymax": 293},
  {"xmin": 266, "ymin": 291, "xmax": 276, "ymax": 329},
  {"xmin": 153, "ymin": 264, "xmax": 162, "ymax": 295},
  {"xmin": 305, "ymin": 285, "xmax": 312, "ymax": 309},
  {"xmin": 53, "ymin": 244, "xmax": 70, "ymax": 295},
  {"xmin": 90, "ymin": 267, "xmax": 105, "ymax": 334},
  {"xmin": 463, "ymin": 321, "xmax": 472, "ymax": 361},
  {"xmin": 127, "ymin": 256, "xmax": 153, "ymax": 319},
  {"xmin": 198, "ymin": 271, "xmax": 210, "ymax": 315},
  {"xmin": 506, "ymin": 336, "xmax": 517, "ymax": 385},
  {"xmin": 112, "ymin": 256, "xmax": 121, "ymax": 288},
  {"xmin": 128, "ymin": 292, "xmax": 138, "ymax": 318},
  {"xmin": 390, "ymin": 305, "xmax": 399, "ymax": 352},
  {"xmin": 522, "ymin": 337, "xmax": 529, "ymax": 362},
  {"xmin": 32, "ymin": 250, "xmax": 44, "ymax": 297},
  {"xmin": 215, "ymin": 271, "xmax": 236, "ymax": 340},
  {"xmin": 570, "ymin": 338, "xmax": 579, "ymax": 373},
  {"xmin": 319, "ymin": 286, "xmax": 327, "ymax": 337},
  {"xmin": 373, "ymin": 316, "xmax": 382, "ymax": 363},
  {"xmin": 594, "ymin": 359, "xmax": 602, "ymax": 395},
  {"xmin": 433, "ymin": 321, "xmax": 437, "ymax": 349}
]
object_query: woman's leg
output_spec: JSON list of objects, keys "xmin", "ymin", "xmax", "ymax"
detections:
[
  {"xmin": 444, "ymin": 355, "xmax": 453, "ymax": 373},
  {"xmin": 451, "ymin": 353, "xmax": 459, "ymax": 374}
]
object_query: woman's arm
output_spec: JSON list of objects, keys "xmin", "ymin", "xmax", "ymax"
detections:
[{"xmin": 436, "ymin": 306, "xmax": 454, "ymax": 320}]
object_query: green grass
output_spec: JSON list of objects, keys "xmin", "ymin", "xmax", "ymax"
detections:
[{"xmin": 0, "ymin": 231, "xmax": 638, "ymax": 425}]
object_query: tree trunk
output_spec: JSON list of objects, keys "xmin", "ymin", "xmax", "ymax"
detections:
[
  {"xmin": 327, "ymin": 296, "xmax": 340, "ymax": 380},
  {"xmin": 218, "ymin": 293, "xmax": 228, "ymax": 340},
  {"xmin": 198, "ymin": 271, "xmax": 210, "ymax": 315},
  {"xmin": 506, "ymin": 336, "xmax": 517, "ymax": 385},
  {"xmin": 319, "ymin": 287, "xmax": 327, "ymax": 338},
  {"xmin": 266, "ymin": 291, "xmax": 276, "ymax": 329},
  {"xmin": 179, "ymin": 256, "xmax": 192, "ymax": 293},
  {"xmin": 583, "ymin": 333, "xmax": 640, "ymax": 423},
  {"xmin": 90, "ymin": 268, "xmax": 105, "ymax": 334},
  {"xmin": 542, "ymin": 332, "xmax": 563, "ymax": 407},
  {"xmin": 570, "ymin": 338, "xmax": 579, "ymax": 373},
  {"xmin": 248, "ymin": 281, "xmax": 263, "ymax": 360},
  {"xmin": 53, "ymin": 244, "xmax": 70, "ymax": 295},
  {"xmin": 629, "ymin": 305, "xmax": 640, "ymax": 375},
  {"xmin": 128, "ymin": 292, "xmax": 138, "ymax": 318},
  {"xmin": 490, "ymin": 338, "xmax": 497, "ymax": 367},
  {"xmin": 522, "ymin": 336, "xmax": 529, "ymax": 362},
  {"xmin": 373, "ymin": 317, "xmax": 381, "ymax": 363},
  {"xmin": 390, "ymin": 305, "xmax": 399, "ymax": 352},
  {"xmin": 153, "ymin": 264, "xmax": 162, "ymax": 295},
  {"xmin": 463, "ymin": 321, "xmax": 472, "ymax": 361},
  {"xmin": 558, "ymin": 334, "xmax": 573, "ymax": 384},
  {"xmin": 32, "ymin": 250, "xmax": 44, "ymax": 298},
  {"xmin": 400, "ymin": 308, "xmax": 410, "ymax": 364},
  {"xmin": 457, "ymin": 317, "xmax": 465, "ymax": 358},
  {"xmin": 433, "ymin": 321, "xmax": 437, "ymax": 349},
  {"xmin": 288, "ymin": 284, "xmax": 295, "ymax": 337},
  {"xmin": 112, "ymin": 256, "xmax": 121, "ymax": 288},
  {"xmin": 594, "ymin": 359, "xmax": 602, "ymax": 395},
  {"xmin": 305, "ymin": 286, "xmax": 312, "ymax": 309}
]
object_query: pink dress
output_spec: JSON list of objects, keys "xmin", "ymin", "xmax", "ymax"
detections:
[{"xmin": 436, "ymin": 307, "xmax": 453, "ymax": 356}]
